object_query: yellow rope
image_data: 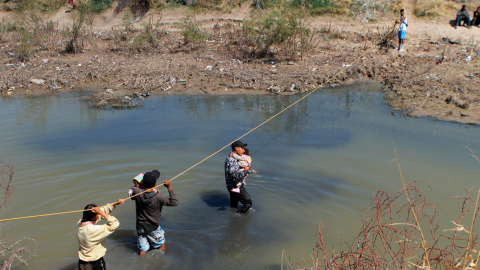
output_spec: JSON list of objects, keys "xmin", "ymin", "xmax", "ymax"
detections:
[{"xmin": 0, "ymin": 47, "xmax": 374, "ymax": 223}]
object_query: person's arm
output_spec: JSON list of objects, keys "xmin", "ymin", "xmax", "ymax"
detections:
[
  {"xmin": 98, "ymin": 199, "xmax": 125, "ymax": 217},
  {"xmin": 91, "ymin": 206, "xmax": 120, "ymax": 239},
  {"xmin": 231, "ymin": 153, "xmax": 242, "ymax": 161},
  {"xmin": 158, "ymin": 180, "xmax": 178, "ymax": 206}
]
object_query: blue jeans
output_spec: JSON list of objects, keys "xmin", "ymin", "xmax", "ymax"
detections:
[
  {"xmin": 456, "ymin": 15, "xmax": 471, "ymax": 27},
  {"xmin": 137, "ymin": 225, "xmax": 165, "ymax": 252}
]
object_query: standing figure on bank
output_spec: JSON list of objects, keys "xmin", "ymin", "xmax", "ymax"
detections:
[
  {"xmin": 77, "ymin": 199, "xmax": 125, "ymax": 270},
  {"xmin": 225, "ymin": 141, "xmax": 257, "ymax": 214},
  {"xmin": 397, "ymin": 9, "xmax": 408, "ymax": 52},
  {"xmin": 130, "ymin": 170, "xmax": 178, "ymax": 255}
]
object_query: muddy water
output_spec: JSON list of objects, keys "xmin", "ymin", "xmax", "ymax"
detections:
[{"xmin": 1, "ymin": 84, "xmax": 480, "ymax": 270}]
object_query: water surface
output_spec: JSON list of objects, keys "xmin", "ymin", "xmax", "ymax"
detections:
[{"xmin": 1, "ymin": 84, "xmax": 480, "ymax": 269}]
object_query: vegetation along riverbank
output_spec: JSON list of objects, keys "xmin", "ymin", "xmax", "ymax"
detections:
[{"xmin": 0, "ymin": 0, "xmax": 479, "ymax": 124}]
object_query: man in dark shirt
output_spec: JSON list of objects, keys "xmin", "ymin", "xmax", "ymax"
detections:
[
  {"xmin": 455, "ymin": 5, "xmax": 472, "ymax": 29},
  {"xmin": 131, "ymin": 170, "xmax": 178, "ymax": 255},
  {"xmin": 472, "ymin": 6, "xmax": 480, "ymax": 27},
  {"xmin": 225, "ymin": 141, "xmax": 257, "ymax": 214}
]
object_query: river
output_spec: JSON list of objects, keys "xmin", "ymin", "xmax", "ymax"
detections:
[{"xmin": 1, "ymin": 83, "xmax": 480, "ymax": 269}]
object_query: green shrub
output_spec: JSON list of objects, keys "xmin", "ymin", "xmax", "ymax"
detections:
[
  {"xmin": 63, "ymin": 4, "xmax": 94, "ymax": 53},
  {"xmin": 89, "ymin": 0, "xmax": 114, "ymax": 14},
  {"xmin": 241, "ymin": 9, "xmax": 310, "ymax": 58},
  {"xmin": 180, "ymin": 16, "xmax": 209, "ymax": 50},
  {"xmin": 15, "ymin": 28, "xmax": 34, "ymax": 60},
  {"xmin": 142, "ymin": 22, "xmax": 158, "ymax": 47},
  {"xmin": 131, "ymin": 35, "xmax": 146, "ymax": 50},
  {"xmin": 17, "ymin": 0, "xmax": 65, "ymax": 13}
]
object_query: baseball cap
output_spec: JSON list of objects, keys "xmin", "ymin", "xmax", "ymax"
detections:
[{"xmin": 232, "ymin": 141, "xmax": 247, "ymax": 148}]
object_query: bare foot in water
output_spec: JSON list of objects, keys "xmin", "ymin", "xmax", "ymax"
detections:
[
  {"xmin": 139, "ymin": 251, "xmax": 147, "ymax": 256},
  {"xmin": 158, "ymin": 244, "xmax": 166, "ymax": 252}
]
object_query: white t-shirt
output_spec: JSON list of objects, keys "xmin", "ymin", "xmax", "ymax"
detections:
[{"xmin": 399, "ymin": 15, "xmax": 408, "ymax": 31}]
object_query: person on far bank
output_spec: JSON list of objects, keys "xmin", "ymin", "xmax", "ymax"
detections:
[
  {"xmin": 225, "ymin": 141, "xmax": 257, "ymax": 214},
  {"xmin": 472, "ymin": 6, "xmax": 480, "ymax": 27},
  {"xmin": 77, "ymin": 199, "xmax": 125, "ymax": 270},
  {"xmin": 455, "ymin": 5, "xmax": 472, "ymax": 29},
  {"xmin": 396, "ymin": 9, "xmax": 408, "ymax": 52},
  {"xmin": 131, "ymin": 170, "xmax": 178, "ymax": 255},
  {"xmin": 68, "ymin": 0, "xmax": 77, "ymax": 8}
]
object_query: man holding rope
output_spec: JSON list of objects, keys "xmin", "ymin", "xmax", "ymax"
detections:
[
  {"xmin": 131, "ymin": 170, "xmax": 178, "ymax": 255},
  {"xmin": 225, "ymin": 141, "xmax": 257, "ymax": 214}
]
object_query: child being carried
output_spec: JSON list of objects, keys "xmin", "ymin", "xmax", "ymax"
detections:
[
  {"xmin": 230, "ymin": 148, "xmax": 252, "ymax": 193},
  {"xmin": 128, "ymin": 173, "xmax": 159, "ymax": 197}
]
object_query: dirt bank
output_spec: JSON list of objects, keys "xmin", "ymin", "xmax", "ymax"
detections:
[{"xmin": 1, "ymin": 4, "xmax": 479, "ymax": 124}]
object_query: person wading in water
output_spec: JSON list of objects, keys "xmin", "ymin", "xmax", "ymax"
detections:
[
  {"xmin": 130, "ymin": 170, "xmax": 178, "ymax": 255},
  {"xmin": 225, "ymin": 141, "xmax": 257, "ymax": 214},
  {"xmin": 77, "ymin": 199, "xmax": 125, "ymax": 270}
]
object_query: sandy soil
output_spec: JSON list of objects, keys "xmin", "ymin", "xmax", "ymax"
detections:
[{"xmin": 1, "ymin": 2, "xmax": 479, "ymax": 124}]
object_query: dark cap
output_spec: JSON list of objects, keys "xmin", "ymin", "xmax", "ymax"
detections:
[
  {"xmin": 231, "ymin": 140, "xmax": 247, "ymax": 149},
  {"xmin": 143, "ymin": 170, "xmax": 161, "ymax": 188},
  {"xmin": 400, "ymin": 8, "xmax": 404, "ymax": 12}
]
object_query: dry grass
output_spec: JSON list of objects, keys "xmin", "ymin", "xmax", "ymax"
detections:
[
  {"xmin": 282, "ymin": 147, "xmax": 480, "ymax": 270},
  {"xmin": 0, "ymin": 160, "xmax": 37, "ymax": 270},
  {"xmin": 414, "ymin": 0, "xmax": 465, "ymax": 17}
]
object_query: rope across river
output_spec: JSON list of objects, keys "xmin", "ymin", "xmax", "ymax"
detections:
[{"xmin": 0, "ymin": 47, "xmax": 374, "ymax": 223}]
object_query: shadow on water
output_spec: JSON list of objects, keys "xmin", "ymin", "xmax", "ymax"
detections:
[{"xmin": 200, "ymin": 190, "xmax": 230, "ymax": 211}]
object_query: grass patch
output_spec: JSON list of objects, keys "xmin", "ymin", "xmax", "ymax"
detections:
[
  {"xmin": 180, "ymin": 16, "xmax": 210, "ymax": 51},
  {"xmin": 240, "ymin": 8, "xmax": 311, "ymax": 59},
  {"xmin": 414, "ymin": 0, "xmax": 459, "ymax": 17},
  {"xmin": 17, "ymin": 0, "xmax": 65, "ymax": 13},
  {"xmin": 89, "ymin": 0, "xmax": 114, "ymax": 13}
]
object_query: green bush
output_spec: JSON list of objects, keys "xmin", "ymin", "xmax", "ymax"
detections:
[
  {"xmin": 241, "ymin": 9, "xmax": 310, "ymax": 58},
  {"xmin": 180, "ymin": 16, "xmax": 209, "ymax": 50},
  {"xmin": 89, "ymin": 0, "xmax": 114, "ymax": 14}
]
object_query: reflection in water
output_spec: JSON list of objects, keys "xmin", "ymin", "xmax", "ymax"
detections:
[{"xmin": 218, "ymin": 212, "xmax": 253, "ymax": 268}]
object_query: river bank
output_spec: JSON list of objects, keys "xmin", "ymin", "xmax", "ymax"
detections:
[{"xmin": 1, "ymin": 3, "xmax": 479, "ymax": 124}]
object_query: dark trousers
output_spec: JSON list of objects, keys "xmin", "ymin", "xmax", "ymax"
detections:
[
  {"xmin": 473, "ymin": 16, "xmax": 480, "ymax": 26},
  {"xmin": 78, "ymin": 257, "xmax": 106, "ymax": 270},
  {"xmin": 228, "ymin": 186, "xmax": 252, "ymax": 214},
  {"xmin": 456, "ymin": 15, "xmax": 471, "ymax": 27}
]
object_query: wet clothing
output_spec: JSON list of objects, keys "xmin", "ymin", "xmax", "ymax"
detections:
[
  {"xmin": 456, "ymin": 9, "xmax": 471, "ymax": 27},
  {"xmin": 225, "ymin": 154, "xmax": 249, "ymax": 190},
  {"xmin": 137, "ymin": 225, "xmax": 165, "ymax": 251},
  {"xmin": 131, "ymin": 187, "xmax": 178, "ymax": 227},
  {"xmin": 77, "ymin": 204, "xmax": 119, "ymax": 263},
  {"xmin": 228, "ymin": 186, "xmax": 252, "ymax": 214},
  {"xmin": 78, "ymin": 257, "xmax": 106, "ymax": 270},
  {"xmin": 230, "ymin": 153, "xmax": 252, "ymax": 189},
  {"xmin": 225, "ymin": 154, "xmax": 253, "ymax": 213},
  {"xmin": 131, "ymin": 187, "xmax": 178, "ymax": 250}
]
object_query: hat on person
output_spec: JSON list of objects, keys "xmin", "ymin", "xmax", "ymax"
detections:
[
  {"xmin": 133, "ymin": 174, "xmax": 144, "ymax": 182},
  {"xmin": 400, "ymin": 8, "xmax": 404, "ymax": 12},
  {"xmin": 143, "ymin": 170, "xmax": 161, "ymax": 188},
  {"xmin": 231, "ymin": 140, "xmax": 247, "ymax": 149}
]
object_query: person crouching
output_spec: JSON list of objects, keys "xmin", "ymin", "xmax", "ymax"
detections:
[{"xmin": 77, "ymin": 199, "xmax": 125, "ymax": 270}]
